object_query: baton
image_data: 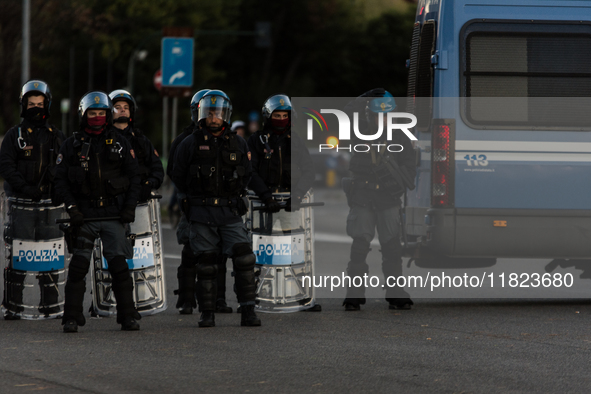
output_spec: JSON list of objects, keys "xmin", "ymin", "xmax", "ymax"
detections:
[
  {"xmin": 55, "ymin": 216, "xmax": 121, "ymax": 224},
  {"xmin": 253, "ymin": 202, "xmax": 325, "ymax": 211}
]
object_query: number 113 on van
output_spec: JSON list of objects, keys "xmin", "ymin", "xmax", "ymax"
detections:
[{"xmin": 464, "ymin": 154, "xmax": 488, "ymax": 166}]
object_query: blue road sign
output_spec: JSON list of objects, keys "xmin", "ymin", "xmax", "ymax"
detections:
[{"xmin": 161, "ymin": 37, "xmax": 194, "ymax": 87}]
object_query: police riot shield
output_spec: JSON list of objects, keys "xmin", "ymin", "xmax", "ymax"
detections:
[
  {"xmin": 1, "ymin": 193, "xmax": 68, "ymax": 320},
  {"xmin": 90, "ymin": 197, "xmax": 167, "ymax": 317},
  {"xmin": 246, "ymin": 191, "xmax": 321, "ymax": 313}
]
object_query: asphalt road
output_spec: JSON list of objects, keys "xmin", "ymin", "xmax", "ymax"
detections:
[{"xmin": 1, "ymin": 189, "xmax": 591, "ymax": 393}]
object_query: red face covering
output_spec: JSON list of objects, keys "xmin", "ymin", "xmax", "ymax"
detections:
[
  {"xmin": 271, "ymin": 118, "xmax": 289, "ymax": 133},
  {"xmin": 85, "ymin": 116, "xmax": 106, "ymax": 134}
]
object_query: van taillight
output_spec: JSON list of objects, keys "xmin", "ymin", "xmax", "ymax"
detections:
[{"xmin": 431, "ymin": 119, "xmax": 455, "ymax": 207}]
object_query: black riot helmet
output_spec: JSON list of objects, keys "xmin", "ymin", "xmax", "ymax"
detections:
[
  {"xmin": 109, "ymin": 89, "xmax": 137, "ymax": 124},
  {"xmin": 190, "ymin": 89, "xmax": 210, "ymax": 122},
  {"xmin": 19, "ymin": 80, "xmax": 52, "ymax": 118},
  {"xmin": 261, "ymin": 93, "xmax": 292, "ymax": 130},
  {"xmin": 78, "ymin": 91, "xmax": 113, "ymax": 130}
]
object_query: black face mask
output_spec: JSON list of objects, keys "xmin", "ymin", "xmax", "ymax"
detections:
[
  {"xmin": 114, "ymin": 116, "xmax": 130, "ymax": 124},
  {"xmin": 24, "ymin": 107, "xmax": 46, "ymax": 126}
]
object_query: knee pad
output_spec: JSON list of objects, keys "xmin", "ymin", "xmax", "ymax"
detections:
[
  {"xmin": 232, "ymin": 243, "xmax": 252, "ymax": 259},
  {"xmin": 108, "ymin": 256, "xmax": 129, "ymax": 276},
  {"xmin": 351, "ymin": 237, "xmax": 371, "ymax": 263},
  {"xmin": 181, "ymin": 244, "xmax": 198, "ymax": 267},
  {"xmin": 196, "ymin": 253, "xmax": 218, "ymax": 279},
  {"xmin": 233, "ymin": 253, "xmax": 256, "ymax": 272},
  {"xmin": 107, "ymin": 256, "xmax": 133, "ymax": 290},
  {"xmin": 68, "ymin": 255, "xmax": 90, "ymax": 282}
]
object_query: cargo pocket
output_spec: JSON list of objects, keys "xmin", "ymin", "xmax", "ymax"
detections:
[
  {"xmin": 106, "ymin": 177, "xmax": 130, "ymax": 196},
  {"xmin": 346, "ymin": 214, "xmax": 358, "ymax": 238}
]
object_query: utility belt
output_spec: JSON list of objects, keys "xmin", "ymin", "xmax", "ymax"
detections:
[
  {"xmin": 78, "ymin": 197, "xmax": 119, "ymax": 208},
  {"xmin": 268, "ymin": 186, "xmax": 290, "ymax": 194},
  {"xmin": 342, "ymin": 177, "xmax": 382, "ymax": 194},
  {"xmin": 190, "ymin": 197, "xmax": 241, "ymax": 207}
]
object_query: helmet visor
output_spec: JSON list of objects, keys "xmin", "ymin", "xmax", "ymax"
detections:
[{"xmin": 198, "ymin": 95, "xmax": 232, "ymax": 123}]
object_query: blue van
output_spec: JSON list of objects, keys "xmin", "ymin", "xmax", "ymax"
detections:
[{"xmin": 404, "ymin": 0, "xmax": 591, "ymax": 264}]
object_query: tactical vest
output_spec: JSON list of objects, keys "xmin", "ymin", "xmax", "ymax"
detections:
[
  {"xmin": 186, "ymin": 130, "xmax": 248, "ymax": 198},
  {"xmin": 125, "ymin": 128, "xmax": 149, "ymax": 181},
  {"xmin": 66, "ymin": 130, "xmax": 130, "ymax": 204},
  {"xmin": 256, "ymin": 130, "xmax": 300, "ymax": 190},
  {"xmin": 15, "ymin": 125, "xmax": 63, "ymax": 191}
]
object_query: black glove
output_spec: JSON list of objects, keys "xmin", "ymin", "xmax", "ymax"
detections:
[
  {"xmin": 139, "ymin": 180, "xmax": 153, "ymax": 201},
  {"xmin": 67, "ymin": 206, "xmax": 84, "ymax": 227},
  {"xmin": 23, "ymin": 186, "xmax": 42, "ymax": 202},
  {"xmin": 285, "ymin": 197, "xmax": 302, "ymax": 212},
  {"xmin": 181, "ymin": 198, "xmax": 191, "ymax": 217},
  {"xmin": 120, "ymin": 205, "xmax": 136, "ymax": 223},
  {"xmin": 360, "ymin": 88, "xmax": 386, "ymax": 98},
  {"xmin": 264, "ymin": 198, "xmax": 281, "ymax": 213}
]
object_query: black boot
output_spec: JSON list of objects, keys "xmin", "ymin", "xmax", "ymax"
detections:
[
  {"xmin": 176, "ymin": 245, "xmax": 197, "ymax": 314},
  {"xmin": 198, "ymin": 311, "xmax": 215, "ymax": 327},
  {"xmin": 342, "ymin": 298, "xmax": 362, "ymax": 311},
  {"xmin": 62, "ymin": 255, "xmax": 90, "ymax": 331},
  {"xmin": 121, "ymin": 315, "xmax": 140, "ymax": 331},
  {"xmin": 196, "ymin": 253, "xmax": 218, "ymax": 313},
  {"xmin": 63, "ymin": 319, "xmax": 78, "ymax": 333},
  {"xmin": 109, "ymin": 256, "xmax": 141, "ymax": 331},
  {"xmin": 216, "ymin": 299, "xmax": 233, "ymax": 313},
  {"xmin": 241, "ymin": 305, "xmax": 261, "ymax": 327},
  {"xmin": 62, "ymin": 279, "xmax": 87, "ymax": 328},
  {"xmin": 387, "ymin": 298, "xmax": 414, "ymax": 310}
]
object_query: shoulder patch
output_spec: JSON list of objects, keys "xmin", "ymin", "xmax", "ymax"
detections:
[
  {"xmin": 247, "ymin": 151, "xmax": 251, "ymax": 160},
  {"xmin": 56, "ymin": 153, "xmax": 63, "ymax": 164},
  {"xmin": 130, "ymin": 149, "xmax": 136, "ymax": 159},
  {"xmin": 154, "ymin": 149, "xmax": 159, "ymax": 157},
  {"xmin": 199, "ymin": 146, "xmax": 210, "ymax": 150}
]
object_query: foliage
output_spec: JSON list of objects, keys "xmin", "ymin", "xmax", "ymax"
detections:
[{"xmin": 0, "ymin": 0, "xmax": 416, "ymax": 153}]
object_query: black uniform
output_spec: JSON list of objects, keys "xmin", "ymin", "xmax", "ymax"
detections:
[
  {"xmin": 0, "ymin": 119, "xmax": 65, "ymax": 200},
  {"xmin": 118, "ymin": 125, "xmax": 164, "ymax": 202},
  {"xmin": 342, "ymin": 96, "xmax": 417, "ymax": 308},
  {"xmin": 168, "ymin": 122, "xmax": 234, "ymax": 314},
  {"xmin": 173, "ymin": 126, "xmax": 251, "ymax": 225},
  {"xmin": 54, "ymin": 126, "xmax": 141, "ymax": 328},
  {"xmin": 0, "ymin": 119, "xmax": 65, "ymax": 318},
  {"xmin": 247, "ymin": 129, "xmax": 315, "ymax": 202},
  {"xmin": 172, "ymin": 125, "xmax": 257, "ymax": 324}
]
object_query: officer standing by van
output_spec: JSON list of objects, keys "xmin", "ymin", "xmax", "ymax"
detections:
[
  {"xmin": 0, "ymin": 80, "xmax": 65, "ymax": 319},
  {"xmin": 247, "ymin": 94, "xmax": 315, "ymax": 217},
  {"xmin": 109, "ymin": 89, "xmax": 163, "ymax": 202},
  {"xmin": 342, "ymin": 88, "xmax": 416, "ymax": 311},
  {"xmin": 54, "ymin": 91, "xmax": 141, "ymax": 332},
  {"xmin": 172, "ymin": 89, "xmax": 261, "ymax": 328}
]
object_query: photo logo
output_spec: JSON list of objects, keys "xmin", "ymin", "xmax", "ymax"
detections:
[{"xmin": 303, "ymin": 108, "xmax": 417, "ymax": 152}]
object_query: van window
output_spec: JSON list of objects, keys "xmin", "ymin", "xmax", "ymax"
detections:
[{"xmin": 461, "ymin": 22, "xmax": 591, "ymax": 129}]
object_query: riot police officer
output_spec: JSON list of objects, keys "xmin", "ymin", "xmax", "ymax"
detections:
[
  {"xmin": 168, "ymin": 89, "xmax": 233, "ymax": 315},
  {"xmin": 172, "ymin": 90, "xmax": 261, "ymax": 328},
  {"xmin": 0, "ymin": 80, "xmax": 66, "ymax": 319},
  {"xmin": 109, "ymin": 89, "xmax": 163, "ymax": 202},
  {"xmin": 248, "ymin": 94, "xmax": 315, "ymax": 216},
  {"xmin": 342, "ymin": 89, "xmax": 416, "ymax": 311},
  {"xmin": 54, "ymin": 91, "xmax": 141, "ymax": 332}
]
